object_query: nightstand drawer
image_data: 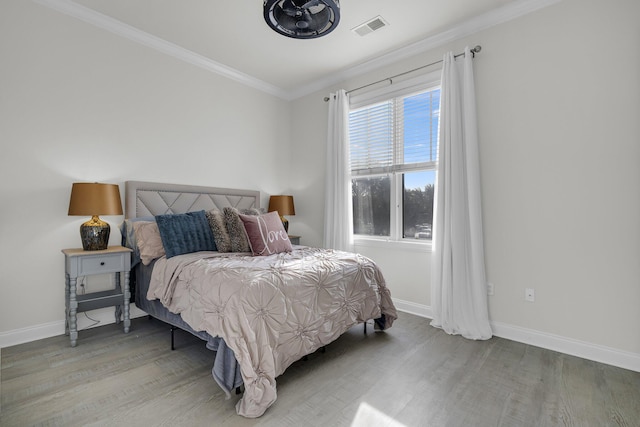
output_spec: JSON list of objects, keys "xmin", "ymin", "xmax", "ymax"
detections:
[{"xmin": 78, "ymin": 254, "xmax": 126, "ymax": 276}]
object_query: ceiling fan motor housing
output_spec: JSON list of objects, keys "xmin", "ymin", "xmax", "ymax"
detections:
[{"xmin": 264, "ymin": 0, "xmax": 340, "ymax": 39}]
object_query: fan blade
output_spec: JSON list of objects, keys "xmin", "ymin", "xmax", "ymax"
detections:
[
  {"xmin": 282, "ymin": 0, "xmax": 299, "ymax": 16},
  {"xmin": 301, "ymin": 0, "xmax": 321, "ymax": 8},
  {"xmin": 273, "ymin": 7, "xmax": 300, "ymax": 30},
  {"xmin": 303, "ymin": 7, "xmax": 330, "ymax": 32}
]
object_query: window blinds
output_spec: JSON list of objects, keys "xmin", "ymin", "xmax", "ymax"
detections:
[{"xmin": 349, "ymin": 88, "xmax": 440, "ymax": 176}]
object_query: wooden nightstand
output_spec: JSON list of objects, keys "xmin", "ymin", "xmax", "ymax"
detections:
[
  {"xmin": 62, "ymin": 246, "xmax": 132, "ymax": 347},
  {"xmin": 288, "ymin": 235, "xmax": 301, "ymax": 245}
]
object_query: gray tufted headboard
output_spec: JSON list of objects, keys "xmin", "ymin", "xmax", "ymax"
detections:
[{"xmin": 124, "ymin": 181, "xmax": 260, "ymax": 218}]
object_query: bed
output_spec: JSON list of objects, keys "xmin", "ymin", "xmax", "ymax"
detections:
[{"xmin": 121, "ymin": 180, "xmax": 397, "ymax": 418}]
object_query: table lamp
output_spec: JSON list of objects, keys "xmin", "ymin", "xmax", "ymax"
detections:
[
  {"xmin": 68, "ymin": 182, "xmax": 123, "ymax": 251},
  {"xmin": 268, "ymin": 195, "xmax": 295, "ymax": 233}
]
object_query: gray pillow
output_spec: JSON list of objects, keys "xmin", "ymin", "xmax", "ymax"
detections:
[
  {"xmin": 240, "ymin": 207, "xmax": 266, "ymax": 215},
  {"xmin": 223, "ymin": 207, "xmax": 252, "ymax": 252},
  {"xmin": 206, "ymin": 209, "xmax": 232, "ymax": 253}
]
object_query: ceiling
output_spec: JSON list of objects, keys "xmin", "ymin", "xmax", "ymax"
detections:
[{"xmin": 37, "ymin": 0, "xmax": 559, "ymax": 100}]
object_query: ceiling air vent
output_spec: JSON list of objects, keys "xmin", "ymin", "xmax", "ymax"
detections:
[{"xmin": 352, "ymin": 15, "xmax": 388, "ymax": 37}]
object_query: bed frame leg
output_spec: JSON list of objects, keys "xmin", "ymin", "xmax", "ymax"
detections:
[
  {"xmin": 171, "ymin": 326, "xmax": 176, "ymax": 351},
  {"xmin": 364, "ymin": 322, "xmax": 367, "ymax": 335}
]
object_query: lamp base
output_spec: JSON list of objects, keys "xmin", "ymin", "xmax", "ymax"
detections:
[
  {"xmin": 280, "ymin": 216, "xmax": 289, "ymax": 233},
  {"xmin": 80, "ymin": 216, "xmax": 110, "ymax": 251}
]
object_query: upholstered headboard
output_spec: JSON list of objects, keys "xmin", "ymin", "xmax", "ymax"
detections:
[{"xmin": 124, "ymin": 181, "xmax": 261, "ymax": 218}]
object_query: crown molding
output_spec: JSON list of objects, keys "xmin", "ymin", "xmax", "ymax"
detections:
[
  {"xmin": 33, "ymin": 0, "xmax": 290, "ymax": 100},
  {"xmin": 33, "ymin": 0, "xmax": 562, "ymax": 102},
  {"xmin": 288, "ymin": 0, "xmax": 563, "ymax": 100}
]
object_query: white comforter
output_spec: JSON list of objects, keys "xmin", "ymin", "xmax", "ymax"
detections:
[{"xmin": 147, "ymin": 247, "xmax": 397, "ymax": 418}]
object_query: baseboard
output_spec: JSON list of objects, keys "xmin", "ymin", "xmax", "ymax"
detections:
[
  {"xmin": 490, "ymin": 321, "xmax": 640, "ymax": 373},
  {"xmin": 391, "ymin": 298, "xmax": 640, "ymax": 373},
  {"xmin": 3, "ymin": 301, "xmax": 639, "ymax": 373},
  {"xmin": 392, "ymin": 298, "xmax": 433, "ymax": 319},
  {"xmin": 0, "ymin": 306, "xmax": 147, "ymax": 349}
]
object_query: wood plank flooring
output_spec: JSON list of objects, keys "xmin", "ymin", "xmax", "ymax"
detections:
[{"xmin": 2, "ymin": 312, "xmax": 639, "ymax": 427}]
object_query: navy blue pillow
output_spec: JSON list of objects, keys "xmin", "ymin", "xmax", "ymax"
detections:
[{"xmin": 155, "ymin": 210, "xmax": 217, "ymax": 258}]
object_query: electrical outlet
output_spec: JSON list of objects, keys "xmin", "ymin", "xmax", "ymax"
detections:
[
  {"xmin": 525, "ymin": 288, "xmax": 535, "ymax": 302},
  {"xmin": 487, "ymin": 282, "xmax": 494, "ymax": 296}
]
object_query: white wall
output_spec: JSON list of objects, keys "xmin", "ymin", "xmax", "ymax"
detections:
[
  {"xmin": 0, "ymin": 1, "xmax": 290, "ymax": 337},
  {"xmin": 290, "ymin": 0, "xmax": 640, "ymax": 364}
]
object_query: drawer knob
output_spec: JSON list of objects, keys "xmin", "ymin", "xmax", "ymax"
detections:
[{"xmin": 100, "ymin": 262, "xmax": 105, "ymax": 266}]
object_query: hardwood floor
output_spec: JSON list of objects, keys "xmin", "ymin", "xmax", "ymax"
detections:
[{"xmin": 1, "ymin": 312, "xmax": 639, "ymax": 427}]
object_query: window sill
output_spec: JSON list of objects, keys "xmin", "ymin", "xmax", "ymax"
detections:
[{"xmin": 353, "ymin": 236, "xmax": 432, "ymax": 253}]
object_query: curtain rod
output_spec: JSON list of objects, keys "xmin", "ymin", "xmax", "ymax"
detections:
[{"xmin": 323, "ymin": 45, "xmax": 482, "ymax": 102}]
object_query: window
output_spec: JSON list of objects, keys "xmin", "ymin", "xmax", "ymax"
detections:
[{"xmin": 349, "ymin": 84, "xmax": 439, "ymax": 242}]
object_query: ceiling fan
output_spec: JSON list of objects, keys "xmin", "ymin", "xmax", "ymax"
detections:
[{"xmin": 263, "ymin": 0, "xmax": 341, "ymax": 39}]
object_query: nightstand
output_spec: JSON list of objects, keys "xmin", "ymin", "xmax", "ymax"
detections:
[
  {"xmin": 62, "ymin": 246, "xmax": 132, "ymax": 347},
  {"xmin": 288, "ymin": 235, "xmax": 301, "ymax": 245}
]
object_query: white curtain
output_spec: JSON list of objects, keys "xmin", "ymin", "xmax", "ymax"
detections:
[
  {"xmin": 324, "ymin": 89, "xmax": 354, "ymax": 252},
  {"xmin": 431, "ymin": 47, "xmax": 492, "ymax": 340}
]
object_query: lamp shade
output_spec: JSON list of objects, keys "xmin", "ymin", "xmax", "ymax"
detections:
[
  {"xmin": 268, "ymin": 195, "xmax": 295, "ymax": 216},
  {"xmin": 68, "ymin": 183, "xmax": 123, "ymax": 216}
]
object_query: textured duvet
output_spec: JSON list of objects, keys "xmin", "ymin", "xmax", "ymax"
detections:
[{"xmin": 147, "ymin": 246, "xmax": 397, "ymax": 418}]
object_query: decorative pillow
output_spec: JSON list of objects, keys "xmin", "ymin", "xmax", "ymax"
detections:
[
  {"xmin": 206, "ymin": 209, "xmax": 232, "ymax": 253},
  {"xmin": 155, "ymin": 210, "xmax": 217, "ymax": 258},
  {"xmin": 239, "ymin": 211, "xmax": 293, "ymax": 256},
  {"xmin": 119, "ymin": 216, "xmax": 155, "ymax": 266},
  {"xmin": 239, "ymin": 207, "xmax": 266, "ymax": 215},
  {"xmin": 132, "ymin": 221, "xmax": 165, "ymax": 265},
  {"xmin": 223, "ymin": 207, "xmax": 251, "ymax": 252}
]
